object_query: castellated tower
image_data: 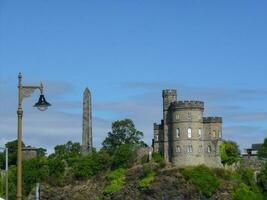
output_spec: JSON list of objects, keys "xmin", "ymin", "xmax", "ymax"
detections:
[
  {"xmin": 162, "ymin": 89, "xmax": 177, "ymax": 161},
  {"xmin": 82, "ymin": 87, "xmax": 93, "ymax": 155},
  {"xmin": 153, "ymin": 89, "xmax": 222, "ymax": 168}
]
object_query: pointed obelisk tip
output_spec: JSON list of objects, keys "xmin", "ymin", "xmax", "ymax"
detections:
[{"xmin": 84, "ymin": 87, "xmax": 91, "ymax": 94}]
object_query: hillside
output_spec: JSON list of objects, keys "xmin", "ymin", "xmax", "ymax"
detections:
[{"xmin": 26, "ymin": 162, "xmax": 265, "ymax": 200}]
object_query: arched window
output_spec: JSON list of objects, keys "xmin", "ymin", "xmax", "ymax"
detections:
[
  {"xmin": 198, "ymin": 128, "xmax": 202, "ymax": 137},
  {"xmin": 155, "ymin": 134, "xmax": 159, "ymax": 141},
  {"xmin": 207, "ymin": 145, "xmax": 211, "ymax": 153},
  {"xmin": 176, "ymin": 128, "xmax": 180, "ymax": 138},
  {"xmin": 188, "ymin": 145, "xmax": 193, "ymax": 153},
  {"xmin": 188, "ymin": 128, "xmax": 192, "ymax": 138},
  {"xmin": 176, "ymin": 146, "xmax": 181, "ymax": 153}
]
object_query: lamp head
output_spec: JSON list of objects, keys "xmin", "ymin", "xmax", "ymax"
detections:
[{"xmin": 34, "ymin": 94, "xmax": 51, "ymax": 111}]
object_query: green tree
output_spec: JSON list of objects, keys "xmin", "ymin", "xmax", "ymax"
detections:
[
  {"xmin": 73, "ymin": 149, "xmax": 111, "ymax": 179},
  {"xmin": 220, "ymin": 140, "xmax": 241, "ymax": 166},
  {"xmin": 50, "ymin": 141, "xmax": 82, "ymax": 162},
  {"xmin": 36, "ymin": 147, "xmax": 47, "ymax": 157},
  {"xmin": 23, "ymin": 157, "xmax": 49, "ymax": 195},
  {"xmin": 102, "ymin": 119, "xmax": 145, "ymax": 154},
  {"xmin": 258, "ymin": 162, "xmax": 267, "ymax": 194},
  {"xmin": 112, "ymin": 144, "xmax": 136, "ymax": 169},
  {"xmin": 5, "ymin": 140, "xmax": 25, "ymax": 166},
  {"xmin": 258, "ymin": 138, "xmax": 267, "ymax": 159},
  {"xmin": 0, "ymin": 152, "xmax": 4, "ymax": 170}
]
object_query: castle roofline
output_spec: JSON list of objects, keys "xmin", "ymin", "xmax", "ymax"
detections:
[
  {"xmin": 203, "ymin": 117, "xmax": 222, "ymax": 123},
  {"xmin": 170, "ymin": 100, "xmax": 204, "ymax": 110}
]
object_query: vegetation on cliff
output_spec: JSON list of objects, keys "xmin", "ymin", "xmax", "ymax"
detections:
[{"xmin": 0, "ymin": 119, "xmax": 267, "ymax": 200}]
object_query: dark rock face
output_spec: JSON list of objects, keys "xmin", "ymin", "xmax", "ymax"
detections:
[{"xmin": 27, "ymin": 166, "xmax": 232, "ymax": 200}]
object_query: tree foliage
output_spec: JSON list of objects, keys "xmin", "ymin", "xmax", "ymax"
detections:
[
  {"xmin": 49, "ymin": 141, "xmax": 82, "ymax": 162},
  {"xmin": 220, "ymin": 140, "xmax": 241, "ymax": 166},
  {"xmin": 112, "ymin": 144, "xmax": 136, "ymax": 169},
  {"xmin": 258, "ymin": 138, "xmax": 267, "ymax": 159},
  {"xmin": 102, "ymin": 119, "xmax": 145, "ymax": 154},
  {"xmin": 258, "ymin": 163, "xmax": 267, "ymax": 194},
  {"xmin": 73, "ymin": 149, "xmax": 111, "ymax": 179},
  {"xmin": 5, "ymin": 140, "xmax": 25, "ymax": 166}
]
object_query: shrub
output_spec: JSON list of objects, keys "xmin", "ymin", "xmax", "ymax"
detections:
[
  {"xmin": 181, "ymin": 165, "xmax": 219, "ymax": 197},
  {"xmin": 104, "ymin": 168, "xmax": 127, "ymax": 195},
  {"xmin": 232, "ymin": 183, "xmax": 264, "ymax": 200},
  {"xmin": 152, "ymin": 152, "xmax": 165, "ymax": 168},
  {"xmin": 258, "ymin": 163, "xmax": 267, "ymax": 194},
  {"xmin": 237, "ymin": 168, "xmax": 257, "ymax": 191},
  {"xmin": 111, "ymin": 144, "xmax": 136, "ymax": 169},
  {"xmin": 73, "ymin": 150, "xmax": 112, "ymax": 179},
  {"xmin": 23, "ymin": 157, "xmax": 49, "ymax": 195},
  {"xmin": 47, "ymin": 158, "xmax": 65, "ymax": 185}
]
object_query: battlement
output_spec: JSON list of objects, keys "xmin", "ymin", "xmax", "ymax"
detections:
[
  {"xmin": 170, "ymin": 101, "xmax": 204, "ymax": 110},
  {"xmin": 153, "ymin": 123, "xmax": 160, "ymax": 129},
  {"xmin": 203, "ymin": 117, "xmax": 222, "ymax": 123},
  {"xmin": 162, "ymin": 89, "xmax": 177, "ymax": 98}
]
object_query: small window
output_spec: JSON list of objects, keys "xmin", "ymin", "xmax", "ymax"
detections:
[
  {"xmin": 188, "ymin": 145, "xmax": 193, "ymax": 153},
  {"xmin": 208, "ymin": 145, "xmax": 211, "ymax": 153},
  {"xmin": 213, "ymin": 130, "xmax": 216, "ymax": 138},
  {"xmin": 188, "ymin": 128, "xmax": 192, "ymax": 138},
  {"xmin": 155, "ymin": 135, "xmax": 159, "ymax": 141},
  {"xmin": 198, "ymin": 145, "xmax": 202, "ymax": 153},
  {"xmin": 176, "ymin": 114, "xmax": 180, "ymax": 120},
  {"xmin": 176, "ymin": 146, "xmax": 181, "ymax": 153},
  {"xmin": 218, "ymin": 131, "xmax": 222, "ymax": 138},
  {"xmin": 176, "ymin": 128, "xmax": 180, "ymax": 138},
  {"xmin": 198, "ymin": 128, "xmax": 202, "ymax": 137}
]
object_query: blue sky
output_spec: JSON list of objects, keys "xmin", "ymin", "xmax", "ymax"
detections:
[{"xmin": 0, "ymin": 0, "xmax": 267, "ymax": 153}]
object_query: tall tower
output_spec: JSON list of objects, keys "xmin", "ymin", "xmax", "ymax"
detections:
[
  {"xmin": 82, "ymin": 87, "xmax": 93, "ymax": 155},
  {"xmin": 162, "ymin": 89, "xmax": 177, "ymax": 161}
]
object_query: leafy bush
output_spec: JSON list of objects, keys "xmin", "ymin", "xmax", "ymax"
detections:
[
  {"xmin": 232, "ymin": 183, "xmax": 264, "ymax": 200},
  {"xmin": 220, "ymin": 140, "xmax": 241, "ymax": 166},
  {"xmin": 23, "ymin": 157, "xmax": 49, "ymax": 195},
  {"xmin": 73, "ymin": 156, "xmax": 94, "ymax": 178},
  {"xmin": 47, "ymin": 158, "xmax": 65, "ymax": 185},
  {"xmin": 104, "ymin": 168, "xmax": 127, "ymax": 195},
  {"xmin": 111, "ymin": 144, "xmax": 136, "ymax": 169},
  {"xmin": 73, "ymin": 150, "xmax": 111, "ymax": 179},
  {"xmin": 152, "ymin": 152, "xmax": 165, "ymax": 168},
  {"xmin": 258, "ymin": 163, "xmax": 267, "ymax": 194},
  {"xmin": 237, "ymin": 168, "xmax": 257, "ymax": 191},
  {"xmin": 181, "ymin": 165, "xmax": 219, "ymax": 197}
]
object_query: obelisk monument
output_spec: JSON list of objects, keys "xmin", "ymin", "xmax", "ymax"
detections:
[{"xmin": 82, "ymin": 87, "xmax": 93, "ymax": 155}]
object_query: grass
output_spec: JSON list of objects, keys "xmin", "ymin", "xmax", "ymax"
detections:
[
  {"xmin": 138, "ymin": 171, "xmax": 156, "ymax": 189},
  {"xmin": 103, "ymin": 168, "xmax": 127, "ymax": 195},
  {"xmin": 181, "ymin": 165, "xmax": 219, "ymax": 197}
]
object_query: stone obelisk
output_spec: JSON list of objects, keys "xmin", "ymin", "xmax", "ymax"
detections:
[{"xmin": 82, "ymin": 87, "xmax": 93, "ymax": 155}]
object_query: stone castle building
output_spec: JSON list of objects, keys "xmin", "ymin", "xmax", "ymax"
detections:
[{"xmin": 152, "ymin": 89, "xmax": 223, "ymax": 168}]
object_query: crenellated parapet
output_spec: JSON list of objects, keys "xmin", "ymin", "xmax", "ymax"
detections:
[
  {"xmin": 153, "ymin": 123, "xmax": 160, "ymax": 130},
  {"xmin": 162, "ymin": 89, "xmax": 177, "ymax": 98},
  {"xmin": 203, "ymin": 117, "xmax": 222, "ymax": 123},
  {"xmin": 170, "ymin": 101, "xmax": 204, "ymax": 110}
]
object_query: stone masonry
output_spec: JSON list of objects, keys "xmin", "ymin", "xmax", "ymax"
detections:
[
  {"xmin": 152, "ymin": 89, "xmax": 223, "ymax": 168},
  {"xmin": 82, "ymin": 87, "xmax": 93, "ymax": 155}
]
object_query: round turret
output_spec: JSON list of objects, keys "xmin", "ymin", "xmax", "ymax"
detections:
[{"xmin": 168, "ymin": 100, "xmax": 205, "ymax": 166}]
